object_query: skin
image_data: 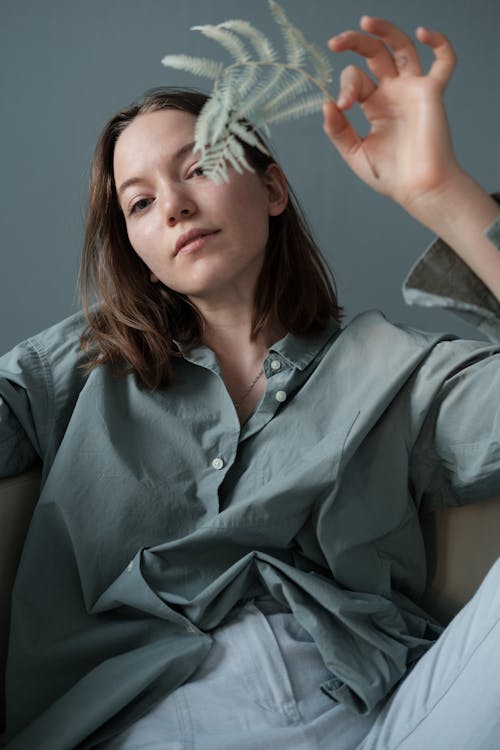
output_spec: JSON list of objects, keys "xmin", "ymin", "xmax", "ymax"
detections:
[{"xmin": 114, "ymin": 109, "xmax": 288, "ymax": 310}]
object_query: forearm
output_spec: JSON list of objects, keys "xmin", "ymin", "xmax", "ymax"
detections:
[{"xmin": 404, "ymin": 170, "xmax": 500, "ymax": 300}]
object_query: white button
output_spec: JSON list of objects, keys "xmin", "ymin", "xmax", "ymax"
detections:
[
  {"xmin": 212, "ymin": 457, "xmax": 224, "ymax": 470},
  {"xmin": 270, "ymin": 359, "xmax": 281, "ymax": 371},
  {"xmin": 126, "ymin": 561, "xmax": 134, "ymax": 572},
  {"xmin": 275, "ymin": 390, "xmax": 287, "ymax": 403}
]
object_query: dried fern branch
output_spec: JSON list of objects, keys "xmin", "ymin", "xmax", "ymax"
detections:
[{"xmin": 161, "ymin": 0, "xmax": 334, "ymax": 183}]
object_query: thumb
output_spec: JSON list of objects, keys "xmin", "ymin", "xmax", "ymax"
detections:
[
  {"xmin": 323, "ymin": 100, "xmax": 379, "ymax": 182},
  {"xmin": 322, "ymin": 99, "xmax": 362, "ymax": 164}
]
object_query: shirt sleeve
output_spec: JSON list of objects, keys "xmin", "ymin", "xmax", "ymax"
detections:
[
  {"xmin": 402, "ymin": 200, "xmax": 500, "ymax": 344},
  {"xmin": 408, "ymin": 335, "xmax": 500, "ymax": 512},
  {"xmin": 0, "ymin": 311, "xmax": 88, "ymax": 480},
  {"xmin": 0, "ymin": 340, "xmax": 49, "ymax": 478}
]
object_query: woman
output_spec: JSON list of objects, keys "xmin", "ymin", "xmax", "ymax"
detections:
[{"xmin": 2, "ymin": 16, "xmax": 500, "ymax": 750}]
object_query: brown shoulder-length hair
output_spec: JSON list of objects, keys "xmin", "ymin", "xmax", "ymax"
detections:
[{"xmin": 79, "ymin": 87, "xmax": 342, "ymax": 390}]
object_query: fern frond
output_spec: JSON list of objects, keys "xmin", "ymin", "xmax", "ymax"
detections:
[
  {"xmin": 268, "ymin": 0, "xmax": 306, "ymax": 67},
  {"xmin": 301, "ymin": 39, "xmax": 333, "ymax": 84},
  {"xmin": 227, "ymin": 134, "xmax": 254, "ymax": 170},
  {"xmin": 265, "ymin": 93, "xmax": 326, "ymax": 124},
  {"xmin": 160, "ymin": 54, "xmax": 223, "ymax": 79},
  {"xmin": 191, "ymin": 25, "xmax": 250, "ymax": 62},
  {"xmin": 229, "ymin": 62, "xmax": 261, "ymax": 99},
  {"xmin": 239, "ymin": 65, "xmax": 288, "ymax": 118},
  {"xmin": 230, "ymin": 119, "xmax": 270, "ymax": 155},
  {"xmin": 194, "ymin": 89, "xmax": 229, "ymax": 147},
  {"xmin": 259, "ymin": 70, "xmax": 312, "ymax": 115},
  {"xmin": 200, "ymin": 131, "xmax": 256, "ymax": 185},
  {"xmin": 218, "ymin": 20, "xmax": 277, "ymax": 62},
  {"xmin": 162, "ymin": 0, "xmax": 335, "ymax": 183}
]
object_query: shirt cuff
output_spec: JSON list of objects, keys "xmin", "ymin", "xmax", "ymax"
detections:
[{"xmin": 402, "ymin": 196, "xmax": 500, "ymax": 344}]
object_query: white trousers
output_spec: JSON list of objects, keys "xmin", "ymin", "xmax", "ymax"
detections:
[{"xmin": 101, "ymin": 558, "xmax": 500, "ymax": 750}]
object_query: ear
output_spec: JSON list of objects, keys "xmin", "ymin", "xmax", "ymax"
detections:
[{"xmin": 264, "ymin": 164, "xmax": 288, "ymax": 217}]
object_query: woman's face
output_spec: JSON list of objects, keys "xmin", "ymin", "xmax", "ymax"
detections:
[{"xmin": 113, "ymin": 109, "xmax": 287, "ymax": 305}]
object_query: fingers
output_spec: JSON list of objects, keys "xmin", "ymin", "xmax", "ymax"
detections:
[
  {"xmin": 337, "ymin": 65, "xmax": 377, "ymax": 110},
  {"xmin": 415, "ymin": 27, "xmax": 457, "ymax": 85},
  {"xmin": 328, "ymin": 17, "xmax": 457, "ymax": 85},
  {"xmin": 328, "ymin": 30, "xmax": 398, "ymax": 81},
  {"xmin": 359, "ymin": 16, "xmax": 423, "ymax": 77}
]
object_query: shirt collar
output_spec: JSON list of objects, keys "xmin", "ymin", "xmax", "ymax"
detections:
[
  {"xmin": 173, "ymin": 317, "xmax": 340, "ymax": 373},
  {"xmin": 269, "ymin": 318, "xmax": 340, "ymax": 371}
]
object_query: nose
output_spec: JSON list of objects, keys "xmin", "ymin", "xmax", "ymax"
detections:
[
  {"xmin": 167, "ymin": 207, "xmax": 192, "ymax": 227},
  {"xmin": 164, "ymin": 189, "xmax": 196, "ymax": 227}
]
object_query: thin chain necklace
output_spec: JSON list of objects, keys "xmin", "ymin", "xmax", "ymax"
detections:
[{"xmin": 233, "ymin": 368, "xmax": 265, "ymax": 409}]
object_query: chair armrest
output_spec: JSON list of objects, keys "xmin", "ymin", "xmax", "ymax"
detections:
[
  {"xmin": 0, "ymin": 467, "xmax": 42, "ymax": 735},
  {"xmin": 421, "ymin": 494, "xmax": 500, "ymax": 623}
]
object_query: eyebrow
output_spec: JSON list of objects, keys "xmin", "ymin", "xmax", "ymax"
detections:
[{"xmin": 116, "ymin": 140, "xmax": 196, "ymax": 198}]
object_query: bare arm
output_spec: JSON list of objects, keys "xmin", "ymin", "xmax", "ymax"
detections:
[{"xmin": 322, "ymin": 17, "xmax": 500, "ymax": 300}]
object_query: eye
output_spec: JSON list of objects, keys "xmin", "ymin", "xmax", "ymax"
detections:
[
  {"xmin": 189, "ymin": 165, "xmax": 205, "ymax": 178},
  {"xmin": 129, "ymin": 197, "xmax": 153, "ymax": 215}
]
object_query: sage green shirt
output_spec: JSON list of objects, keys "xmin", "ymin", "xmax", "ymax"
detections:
[{"xmin": 3, "ymin": 219, "xmax": 500, "ymax": 749}]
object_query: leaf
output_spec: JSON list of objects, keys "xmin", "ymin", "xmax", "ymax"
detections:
[
  {"xmin": 218, "ymin": 19, "xmax": 276, "ymax": 62},
  {"xmin": 238, "ymin": 65, "xmax": 288, "ymax": 130},
  {"xmin": 191, "ymin": 25, "xmax": 250, "ymax": 62},
  {"xmin": 265, "ymin": 93, "xmax": 326, "ymax": 124},
  {"xmin": 259, "ymin": 70, "xmax": 312, "ymax": 115},
  {"xmin": 161, "ymin": 54, "xmax": 223, "ymax": 79},
  {"xmin": 194, "ymin": 91, "xmax": 228, "ymax": 147},
  {"xmin": 230, "ymin": 120, "xmax": 270, "ymax": 155},
  {"xmin": 267, "ymin": 1, "xmax": 305, "ymax": 67},
  {"xmin": 301, "ymin": 39, "xmax": 333, "ymax": 84},
  {"xmin": 161, "ymin": 0, "xmax": 334, "ymax": 183}
]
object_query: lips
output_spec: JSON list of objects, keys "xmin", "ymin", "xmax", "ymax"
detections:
[{"xmin": 175, "ymin": 228, "xmax": 219, "ymax": 256}]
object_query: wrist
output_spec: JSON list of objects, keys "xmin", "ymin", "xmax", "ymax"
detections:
[
  {"xmin": 403, "ymin": 169, "xmax": 500, "ymax": 242},
  {"xmin": 400, "ymin": 167, "xmax": 475, "ymax": 233}
]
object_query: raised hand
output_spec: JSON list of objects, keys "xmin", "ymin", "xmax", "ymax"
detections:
[{"xmin": 323, "ymin": 16, "xmax": 460, "ymax": 215}]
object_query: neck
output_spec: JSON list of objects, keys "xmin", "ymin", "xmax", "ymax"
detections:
[
  {"xmin": 202, "ymin": 311, "xmax": 284, "ymax": 363},
  {"xmin": 192, "ymin": 290, "xmax": 281, "ymax": 356},
  {"xmin": 199, "ymin": 305, "xmax": 284, "ymax": 422},
  {"xmin": 191, "ymin": 296, "xmax": 285, "ymax": 425}
]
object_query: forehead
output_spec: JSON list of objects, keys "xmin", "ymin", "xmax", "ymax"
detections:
[{"xmin": 113, "ymin": 109, "xmax": 198, "ymax": 179}]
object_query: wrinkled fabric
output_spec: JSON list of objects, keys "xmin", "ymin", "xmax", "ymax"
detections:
[
  {"xmin": 2, "ymin": 216, "xmax": 500, "ymax": 749},
  {"xmin": 100, "ymin": 599, "xmax": 376, "ymax": 750}
]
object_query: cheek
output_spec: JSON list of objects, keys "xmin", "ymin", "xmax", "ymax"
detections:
[
  {"xmin": 227, "ymin": 185, "xmax": 270, "ymax": 233},
  {"xmin": 125, "ymin": 221, "xmax": 155, "ymax": 264}
]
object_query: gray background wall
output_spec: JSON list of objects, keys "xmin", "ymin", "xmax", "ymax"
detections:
[{"xmin": 1, "ymin": 0, "xmax": 499, "ymax": 353}]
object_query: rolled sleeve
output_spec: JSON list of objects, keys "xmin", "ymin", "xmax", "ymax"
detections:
[{"xmin": 403, "ymin": 201, "xmax": 500, "ymax": 344}]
